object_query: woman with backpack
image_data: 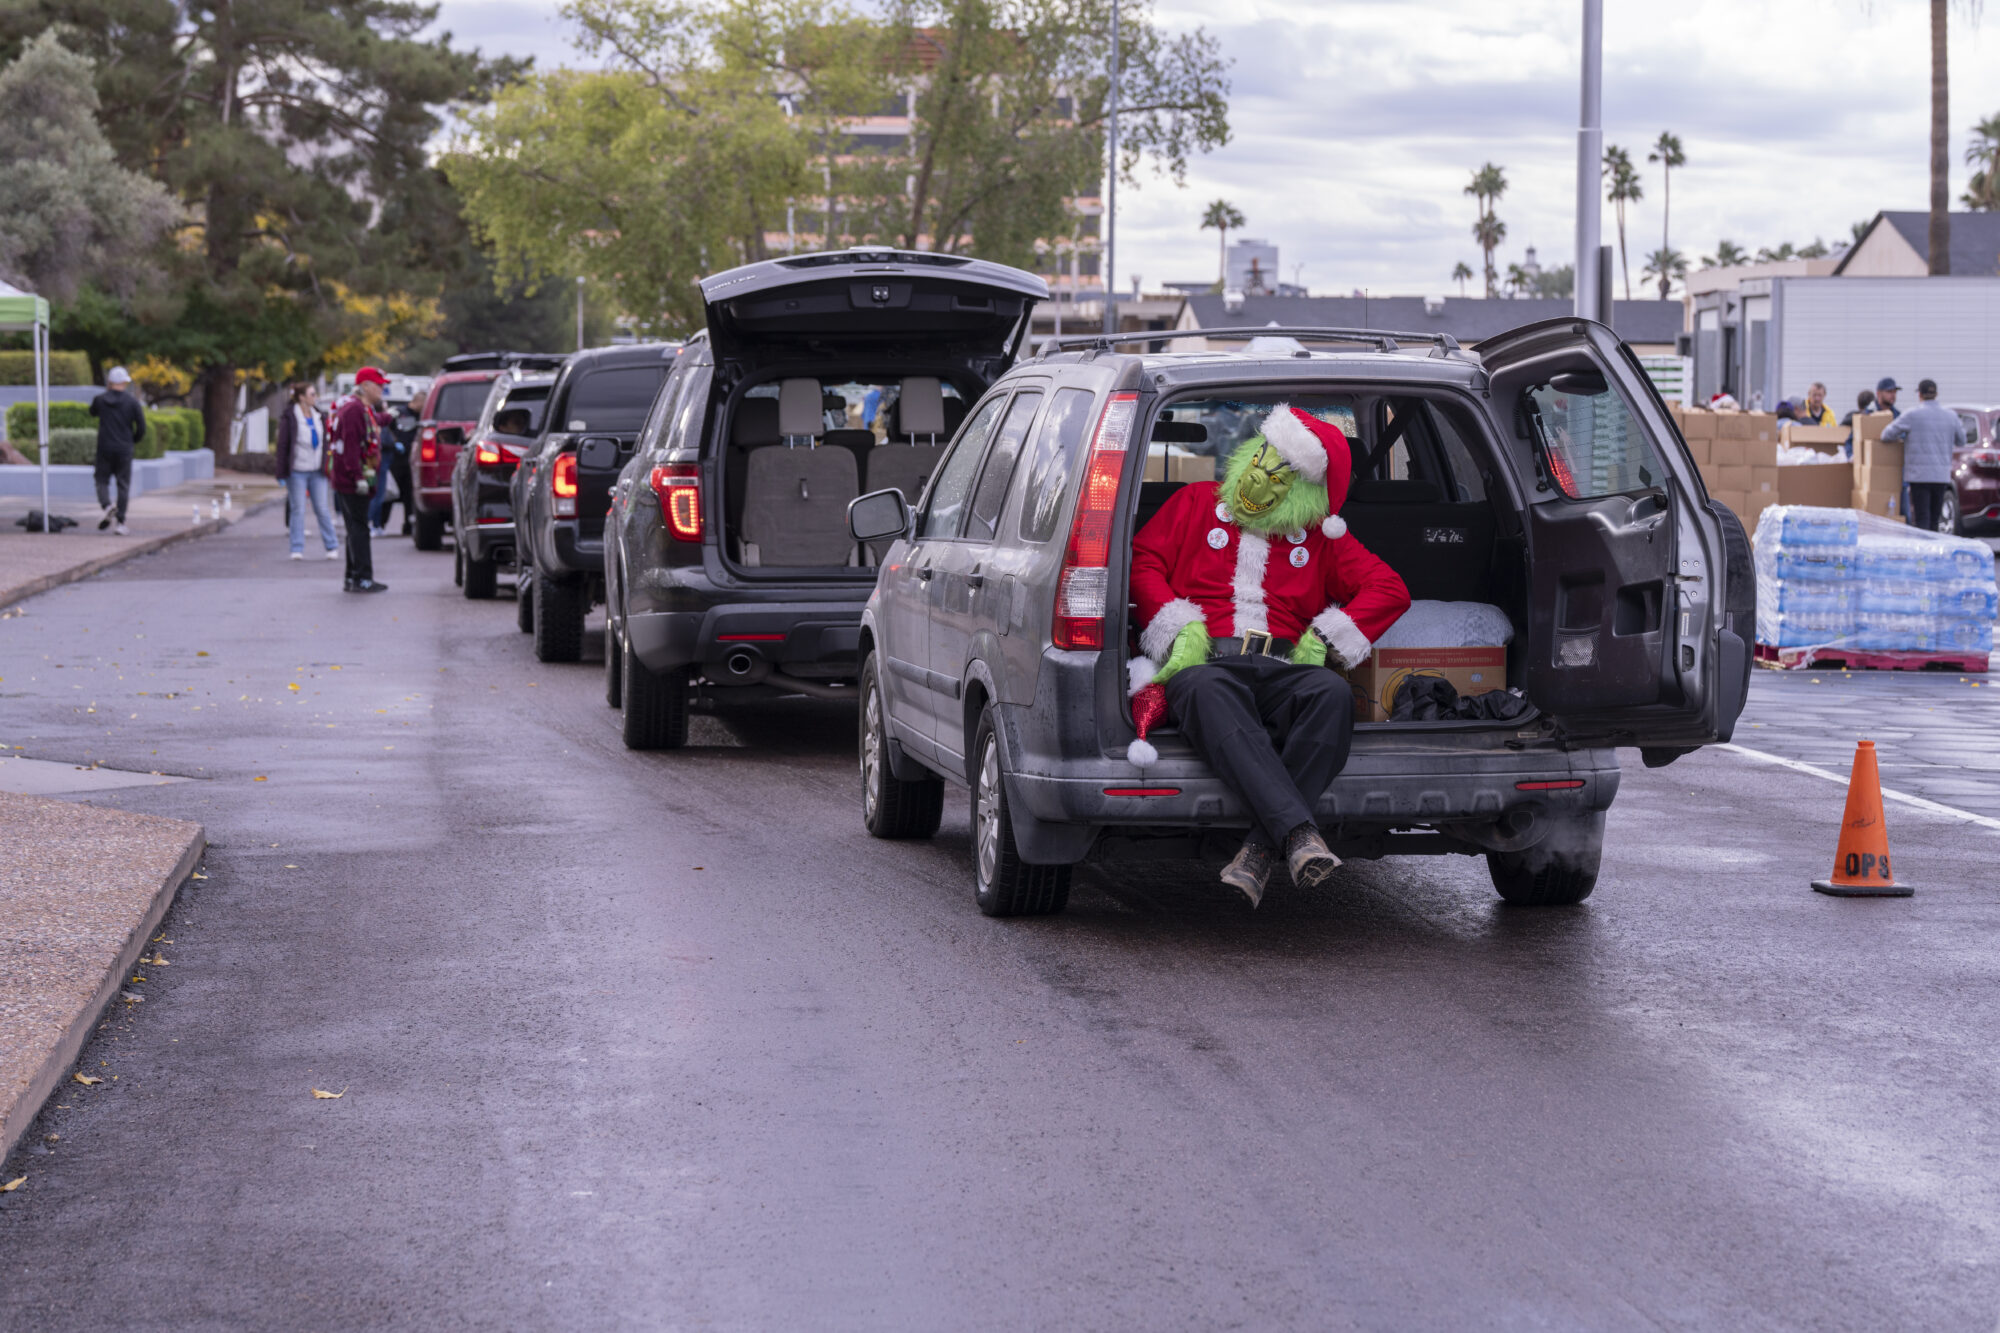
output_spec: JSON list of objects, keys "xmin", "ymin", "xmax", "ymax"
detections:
[{"xmin": 274, "ymin": 382, "xmax": 340, "ymax": 562}]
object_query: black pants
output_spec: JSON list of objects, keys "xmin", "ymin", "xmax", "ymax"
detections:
[
  {"xmin": 1906, "ymin": 481, "xmax": 1952, "ymax": 534},
  {"xmin": 337, "ymin": 490, "xmax": 373, "ymax": 584},
  {"xmin": 94, "ymin": 448, "xmax": 132, "ymax": 521},
  {"xmin": 1163, "ymin": 655, "xmax": 1355, "ymax": 847}
]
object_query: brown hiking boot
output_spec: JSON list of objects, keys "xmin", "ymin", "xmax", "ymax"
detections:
[
  {"xmin": 1219, "ymin": 833, "xmax": 1276, "ymax": 908},
  {"xmin": 1284, "ymin": 823, "xmax": 1341, "ymax": 889}
]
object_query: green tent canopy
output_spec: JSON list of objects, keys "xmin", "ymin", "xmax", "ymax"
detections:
[{"xmin": 0, "ymin": 278, "xmax": 54, "ymax": 532}]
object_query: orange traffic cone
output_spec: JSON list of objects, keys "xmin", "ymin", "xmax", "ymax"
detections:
[{"xmin": 1812, "ymin": 740, "xmax": 1913, "ymax": 897}]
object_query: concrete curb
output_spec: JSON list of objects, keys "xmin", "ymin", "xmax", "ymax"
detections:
[
  {"xmin": 0, "ymin": 826, "xmax": 205, "ymax": 1167},
  {"xmin": 0, "ymin": 492, "xmax": 283, "ymax": 612}
]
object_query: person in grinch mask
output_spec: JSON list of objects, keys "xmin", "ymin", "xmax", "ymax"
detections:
[{"xmin": 1129, "ymin": 405, "xmax": 1409, "ymax": 905}]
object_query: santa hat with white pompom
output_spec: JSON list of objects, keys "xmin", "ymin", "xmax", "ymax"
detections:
[{"xmin": 1258, "ymin": 404, "xmax": 1354, "ymax": 540}]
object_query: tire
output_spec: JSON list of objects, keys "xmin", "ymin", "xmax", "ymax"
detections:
[
  {"xmin": 1485, "ymin": 812, "xmax": 1603, "ymax": 906},
  {"xmin": 970, "ymin": 709, "xmax": 1069, "ymax": 916},
  {"xmin": 604, "ymin": 615, "xmax": 623, "ymax": 707},
  {"xmin": 532, "ymin": 570, "xmax": 585, "ymax": 663},
  {"xmin": 515, "ymin": 566, "xmax": 534, "ymax": 634},
  {"xmin": 453, "ymin": 542, "xmax": 464, "ymax": 587},
  {"xmin": 463, "ymin": 549, "xmax": 497, "ymax": 600},
  {"xmin": 859, "ymin": 655, "xmax": 943, "ymax": 839},
  {"xmin": 1939, "ymin": 488, "xmax": 1962, "ymax": 536},
  {"xmin": 413, "ymin": 509, "xmax": 446, "ymax": 551},
  {"xmin": 621, "ymin": 630, "xmax": 689, "ymax": 749}
]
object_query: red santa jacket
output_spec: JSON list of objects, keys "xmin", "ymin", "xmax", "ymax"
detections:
[
  {"xmin": 1131, "ymin": 480, "xmax": 1410, "ymax": 670},
  {"xmin": 328, "ymin": 396, "xmax": 380, "ymax": 495}
]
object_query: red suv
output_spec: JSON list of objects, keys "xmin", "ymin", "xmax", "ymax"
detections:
[{"xmin": 411, "ymin": 370, "xmax": 504, "ymax": 549}]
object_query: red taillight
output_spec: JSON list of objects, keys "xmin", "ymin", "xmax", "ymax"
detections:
[
  {"xmin": 475, "ymin": 440, "xmax": 502, "ymax": 465},
  {"xmin": 1103, "ymin": 787, "xmax": 1180, "ymax": 797},
  {"xmin": 552, "ymin": 452, "xmax": 578, "ymax": 517},
  {"xmin": 1516, "ymin": 780, "xmax": 1586, "ymax": 791},
  {"xmin": 419, "ymin": 425, "xmax": 437, "ymax": 463},
  {"xmin": 651, "ymin": 463, "xmax": 702, "ymax": 541},
  {"xmin": 1052, "ymin": 392, "xmax": 1137, "ymax": 650}
]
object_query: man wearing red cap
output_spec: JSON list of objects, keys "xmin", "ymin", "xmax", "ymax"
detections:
[
  {"xmin": 330, "ymin": 366, "xmax": 390, "ymax": 593},
  {"xmin": 1130, "ymin": 404, "xmax": 1409, "ymax": 905}
]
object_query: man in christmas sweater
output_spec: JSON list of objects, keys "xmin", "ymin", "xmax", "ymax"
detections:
[{"xmin": 1130, "ymin": 405, "xmax": 1410, "ymax": 905}]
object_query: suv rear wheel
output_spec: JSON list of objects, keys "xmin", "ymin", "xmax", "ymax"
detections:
[
  {"xmin": 462, "ymin": 547, "xmax": 497, "ymax": 600},
  {"xmin": 1485, "ymin": 812, "xmax": 1603, "ymax": 906},
  {"xmin": 413, "ymin": 510, "xmax": 446, "ymax": 551},
  {"xmin": 621, "ymin": 631, "xmax": 689, "ymax": 749},
  {"xmin": 515, "ymin": 564, "xmax": 533, "ymax": 633},
  {"xmin": 971, "ymin": 708, "xmax": 1069, "ymax": 916},
  {"xmin": 532, "ymin": 570, "xmax": 585, "ymax": 662},
  {"xmin": 860, "ymin": 655, "xmax": 943, "ymax": 839},
  {"xmin": 603, "ymin": 616, "xmax": 623, "ymax": 706}
]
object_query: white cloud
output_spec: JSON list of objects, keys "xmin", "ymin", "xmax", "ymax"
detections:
[{"xmin": 431, "ymin": 0, "xmax": 2000, "ymax": 294}]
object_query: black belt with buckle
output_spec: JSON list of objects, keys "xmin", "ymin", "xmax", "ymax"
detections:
[{"xmin": 1209, "ymin": 631, "xmax": 1295, "ymax": 659}]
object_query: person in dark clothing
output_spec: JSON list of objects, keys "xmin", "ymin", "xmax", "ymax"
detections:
[
  {"xmin": 368, "ymin": 401, "xmax": 415, "ymax": 537},
  {"xmin": 88, "ymin": 366, "xmax": 146, "ymax": 534},
  {"xmin": 329, "ymin": 367, "xmax": 389, "ymax": 592},
  {"xmin": 1882, "ymin": 378, "xmax": 1966, "ymax": 534}
]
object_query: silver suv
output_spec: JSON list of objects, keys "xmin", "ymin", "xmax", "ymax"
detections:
[{"xmin": 846, "ymin": 321, "xmax": 1754, "ymax": 916}]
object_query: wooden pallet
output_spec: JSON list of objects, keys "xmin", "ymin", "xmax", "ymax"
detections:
[{"xmin": 1755, "ymin": 643, "xmax": 1990, "ymax": 673}]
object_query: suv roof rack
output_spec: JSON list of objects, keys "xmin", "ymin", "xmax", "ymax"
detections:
[
  {"xmin": 1038, "ymin": 325, "xmax": 1463, "ymax": 356},
  {"xmin": 441, "ymin": 350, "xmax": 571, "ymax": 373}
]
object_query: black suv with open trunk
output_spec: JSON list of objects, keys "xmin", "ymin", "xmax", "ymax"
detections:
[
  {"xmin": 844, "ymin": 321, "xmax": 1754, "ymax": 916},
  {"xmin": 600, "ymin": 250, "xmax": 1046, "ymax": 748}
]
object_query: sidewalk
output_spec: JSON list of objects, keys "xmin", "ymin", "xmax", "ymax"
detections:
[
  {"xmin": 0, "ymin": 791, "xmax": 204, "ymax": 1167},
  {"xmin": 0, "ymin": 472, "xmax": 283, "ymax": 610}
]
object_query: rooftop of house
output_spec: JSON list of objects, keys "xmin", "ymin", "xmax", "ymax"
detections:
[{"xmin": 1834, "ymin": 211, "xmax": 2000, "ymax": 277}]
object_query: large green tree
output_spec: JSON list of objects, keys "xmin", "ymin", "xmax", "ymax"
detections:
[
  {"xmin": 1, "ymin": 0, "xmax": 515, "ymax": 447},
  {"xmin": 0, "ymin": 30, "xmax": 178, "ymax": 303}
]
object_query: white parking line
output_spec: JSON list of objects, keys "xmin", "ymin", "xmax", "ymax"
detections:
[{"xmin": 1720, "ymin": 743, "xmax": 2000, "ymax": 834}]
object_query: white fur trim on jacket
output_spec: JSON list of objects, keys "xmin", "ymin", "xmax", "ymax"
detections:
[
  {"xmin": 1127, "ymin": 654, "xmax": 1158, "ymax": 696},
  {"xmin": 1312, "ymin": 605, "xmax": 1374, "ymax": 670},
  {"xmin": 1231, "ymin": 531, "xmax": 1272, "ymax": 637},
  {"xmin": 1140, "ymin": 597, "xmax": 1205, "ymax": 661},
  {"xmin": 1321, "ymin": 514, "xmax": 1347, "ymax": 539},
  {"xmin": 1260, "ymin": 404, "xmax": 1327, "ymax": 483}
]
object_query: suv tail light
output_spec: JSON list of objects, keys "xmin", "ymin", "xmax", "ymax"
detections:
[
  {"xmin": 419, "ymin": 425, "xmax": 437, "ymax": 463},
  {"xmin": 1052, "ymin": 391, "xmax": 1137, "ymax": 650},
  {"xmin": 651, "ymin": 463, "xmax": 702, "ymax": 541},
  {"xmin": 475, "ymin": 439, "xmax": 502, "ymax": 466},
  {"xmin": 553, "ymin": 452, "xmax": 578, "ymax": 517}
]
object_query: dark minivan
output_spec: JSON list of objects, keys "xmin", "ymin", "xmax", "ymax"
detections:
[
  {"xmin": 601, "ymin": 249, "xmax": 1047, "ymax": 748},
  {"xmin": 846, "ymin": 321, "xmax": 1754, "ymax": 917},
  {"xmin": 514, "ymin": 344, "xmax": 679, "ymax": 662}
]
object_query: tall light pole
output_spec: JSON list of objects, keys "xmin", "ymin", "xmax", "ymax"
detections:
[
  {"xmin": 1574, "ymin": 0, "xmax": 1603, "ymax": 323},
  {"xmin": 1101, "ymin": 0, "xmax": 1120, "ymax": 335}
]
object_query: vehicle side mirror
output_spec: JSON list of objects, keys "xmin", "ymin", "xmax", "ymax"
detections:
[
  {"xmin": 435, "ymin": 425, "xmax": 465, "ymax": 447},
  {"xmin": 577, "ymin": 436, "xmax": 620, "ymax": 470},
  {"xmin": 848, "ymin": 488, "xmax": 911, "ymax": 543}
]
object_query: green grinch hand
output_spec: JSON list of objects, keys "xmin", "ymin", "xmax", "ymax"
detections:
[
  {"xmin": 1289, "ymin": 630, "xmax": 1328, "ymax": 668},
  {"xmin": 1152, "ymin": 620, "xmax": 1210, "ymax": 685}
]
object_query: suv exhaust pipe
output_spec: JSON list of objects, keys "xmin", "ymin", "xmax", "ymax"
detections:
[{"xmin": 716, "ymin": 649, "xmax": 852, "ymax": 701}]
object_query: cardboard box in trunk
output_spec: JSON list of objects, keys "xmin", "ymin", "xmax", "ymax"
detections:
[
  {"xmin": 1777, "ymin": 463, "xmax": 1854, "ymax": 508},
  {"xmin": 1347, "ymin": 646, "xmax": 1509, "ymax": 723}
]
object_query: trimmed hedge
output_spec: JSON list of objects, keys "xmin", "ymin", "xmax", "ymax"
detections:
[
  {"xmin": 0, "ymin": 350, "xmax": 92, "ymax": 386},
  {"xmin": 6, "ymin": 400, "xmax": 91, "ymax": 439},
  {"xmin": 2, "ymin": 400, "xmax": 203, "ymax": 454},
  {"xmin": 33, "ymin": 428, "xmax": 99, "ymax": 465},
  {"xmin": 169, "ymin": 407, "xmax": 205, "ymax": 450}
]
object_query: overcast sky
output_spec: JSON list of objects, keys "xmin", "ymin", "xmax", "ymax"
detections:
[{"xmin": 428, "ymin": 0, "xmax": 1999, "ymax": 297}]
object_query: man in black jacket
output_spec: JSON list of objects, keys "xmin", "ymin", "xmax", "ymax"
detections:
[{"xmin": 88, "ymin": 366, "xmax": 146, "ymax": 534}]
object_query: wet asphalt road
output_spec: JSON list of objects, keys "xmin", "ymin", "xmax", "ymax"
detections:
[{"xmin": 3, "ymin": 518, "xmax": 2000, "ymax": 1331}]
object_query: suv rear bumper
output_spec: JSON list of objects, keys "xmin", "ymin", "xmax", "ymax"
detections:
[
  {"xmin": 550, "ymin": 524, "xmax": 604, "ymax": 576},
  {"xmin": 627, "ymin": 600, "xmax": 868, "ymax": 678}
]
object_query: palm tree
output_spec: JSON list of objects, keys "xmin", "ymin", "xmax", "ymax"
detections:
[
  {"xmin": 1928, "ymin": 0, "xmax": 1951, "ymax": 273},
  {"xmin": 1450, "ymin": 261, "xmax": 1474, "ymax": 296},
  {"xmin": 1647, "ymin": 132, "xmax": 1686, "ymax": 258},
  {"xmin": 1963, "ymin": 111, "xmax": 2000, "ymax": 209},
  {"xmin": 1504, "ymin": 262, "xmax": 1530, "ymax": 298},
  {"xmin": 1701, "ymin": 239, "xmax": 1749, "ymax": 268},
  {"xmin": 1642, "ymin": 247, "xmax": 1688, "ymax": 299},
  {"xmin": 1464, "ymin": 163, "xmax": 1508, "ymax": 296},
  {"xmin": 1602, "ymin": 146, "xmax": 1642, "ymax": 299},
  {"xmin": 1199, "ymin": 199, "xmax": 1246, "ymax": 285},
  {"xmin": 1755, "ymin": 241, "xmax": 1799, "ymax": 264}
]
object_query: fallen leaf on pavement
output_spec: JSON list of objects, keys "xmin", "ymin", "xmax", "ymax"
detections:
[
  {"xmin": 253, "ymin": 776, "xmax": 267, "ymax": 782},
  {"xmin": 312, "ymin": 1087, "xmax": 346, "ymax": 1099},
  {"xmin": 1, "ymin": 1177, "xmax": 23, "ymax": 1192},
  {"xmin": 285, "ymin": 864, "xmax": 299, "ymax": 869},
  {"xmin": 73, "ymin": 1073, "xmax": 100, "ymax": 1085},
  {"xmin": 286, "ymin": 683, "xmax": 300, "ymax": 692}
]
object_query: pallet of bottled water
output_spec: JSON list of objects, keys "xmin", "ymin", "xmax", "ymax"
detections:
[{"xmin": 1752, "ymin": 505, "xmax": 1997, "ymax": 670}]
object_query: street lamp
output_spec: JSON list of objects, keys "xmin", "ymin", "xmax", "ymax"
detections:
[
  {"xmin": 1573, "ymin": 0, "xmax": 1603, "ymax": 323},
  {"xmin": 576, "ymin": 276, "xmax": 586, "ymax": 352},
  {"xmin": 1102, "ymin": 0, "xmax": 1120, "ymax": 335}
]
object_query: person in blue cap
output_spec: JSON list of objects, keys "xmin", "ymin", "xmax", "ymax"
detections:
[{"xmin": 1874, "ymin": 377, "xmax": 1902, "ymax": 419}]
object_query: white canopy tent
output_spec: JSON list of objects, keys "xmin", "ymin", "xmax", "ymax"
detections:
[{"xmin": 0, "ymin": 278, "xmax": 53, "ymax": 532}]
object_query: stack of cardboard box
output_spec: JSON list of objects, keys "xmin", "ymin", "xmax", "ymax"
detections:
[
  {"xmin": 1677, "ymin": 407, "xmax": 1782, "ymax": 530},
  {"xmin": 1776, "ymin": 423, "xmax": 1855, "ymax": 508},
  {"xmin": 1849, "ymin": 413, "xmax": 1904, "ymax": 520}
]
